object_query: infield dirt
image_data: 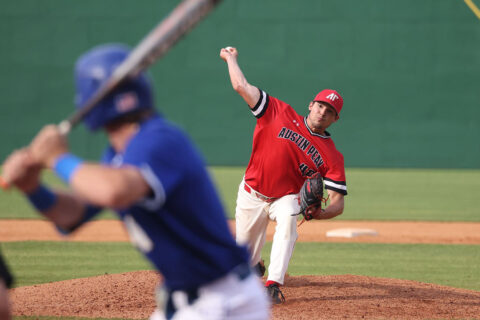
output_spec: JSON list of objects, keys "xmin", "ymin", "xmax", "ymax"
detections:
[
  {"xmin": 6, "ymin": 219, "xmax": 480, "ymax": 319},
  {"xmin": 1, "ymin": 219, "xmax": 479, "ymax": 244}
]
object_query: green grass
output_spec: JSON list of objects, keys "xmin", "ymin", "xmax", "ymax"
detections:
[
  {"xmin": 282, "ymin": 242, "xmax": 480, "ymax": 291},
  {"xmin": 212, "ymin": 167, "xmax": 480, "ymax": 221},
  {"xmin": 3, "ymin": 241, "xmax": 479, "ymax": 292},
  {"xmin": 344, "ymin": 168, "xmax": 480, "ymax": 221},
  {"xmin": 2, "ymin": 167, "xmax": 480, "ymax": 221},
  {"xmin": 1, "ymin": 242, "xmax": 152, "ymax": 287}
]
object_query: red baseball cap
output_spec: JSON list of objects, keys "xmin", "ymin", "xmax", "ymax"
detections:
[{"xmin": 314, "ymin": 89, "xmax": 343, "ymax": 116}]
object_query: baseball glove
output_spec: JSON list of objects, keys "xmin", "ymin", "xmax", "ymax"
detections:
[{"xmin": 294, "ymin": 173, "xmax": 326, "ymax": 221}]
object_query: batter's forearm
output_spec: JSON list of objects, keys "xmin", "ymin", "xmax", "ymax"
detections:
[{"xmin": 27, "ymin": 187, "xmax": 88, "ymax": 230}]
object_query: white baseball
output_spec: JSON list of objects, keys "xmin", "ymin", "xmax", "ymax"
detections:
[{"xmin": 225, "ymin": 46, "xmax": 233, "ymax": 51}]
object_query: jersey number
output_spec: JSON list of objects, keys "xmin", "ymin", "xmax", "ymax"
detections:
[{"xmin": 299, "ymin": 163, "xmax": 315, "ymax": 177}]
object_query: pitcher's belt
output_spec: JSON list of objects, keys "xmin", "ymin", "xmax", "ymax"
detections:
[{"xmin": 244, "ymin": 183, "xmax": 278, "ymax": 203}]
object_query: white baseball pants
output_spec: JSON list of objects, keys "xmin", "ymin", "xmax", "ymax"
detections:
[
  {"xmin": 235, "ymin": 179, "xmax": 299, "ymax": 285},
  {"xmin": 149, "ymin": 268, "xmax": 270, "ymax": 320}
]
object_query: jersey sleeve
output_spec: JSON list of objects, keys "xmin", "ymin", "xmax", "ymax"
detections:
[
  {"xmin": 121, "ymin": 128, "xmax": 186, "ymax": 211},
  {"xmin": 324, "ymin": 152, "xmax": 348, "ymax": 195},
  {"xmin": 250, "ymin": 89, "xmax": 292, "ymax": 124}
]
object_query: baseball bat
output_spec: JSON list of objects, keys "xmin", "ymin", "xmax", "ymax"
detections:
[
  {"xmin": 59, "ymin": 0, "xmax": 222, "ymax": 135},
  {"xmin": 0, "ymin": 0, "xmax": 222, "ymax": 189}
]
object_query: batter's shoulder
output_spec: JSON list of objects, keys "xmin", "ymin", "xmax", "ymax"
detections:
[{"xmin": 126, "ymin": 116, "xmax": 191, "ymax": 158}]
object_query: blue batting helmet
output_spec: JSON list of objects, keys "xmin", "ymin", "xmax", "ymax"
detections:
[{"xmin": 74, "ymin": 44, "xmax": 154, "ymax": 131}]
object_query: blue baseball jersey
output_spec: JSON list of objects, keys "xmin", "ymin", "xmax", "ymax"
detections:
[{"xmin": 101, "ymin": 114, "xmax": 249, "ymax": 291}]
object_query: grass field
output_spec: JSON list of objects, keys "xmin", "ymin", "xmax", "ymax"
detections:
[
  {"xmin": 1, "ymin": 167, "xmax": 479, "ymax": 320},
  {"xmin": 213, "ymin": 167, "xmax": 480, "ymax": 221},
  {"xmin": 1, "ymin": 167, "xmax": 480, "ymax": 221},
  {"xmin": 2, "ymin": 241, "xmax": 479, "ymax": 291}
]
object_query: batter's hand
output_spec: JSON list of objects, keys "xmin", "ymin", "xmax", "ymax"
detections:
[
  {"xmin": 29, "ymin": 125, "xmax": 69, "ymax": 168},
  {"xmin": 1, "ymin": 148, "xmax": 42, "ymax": 193},
  {"xmin": 220, "ymin": 46, "xmax": 238, "ymax": 62}
]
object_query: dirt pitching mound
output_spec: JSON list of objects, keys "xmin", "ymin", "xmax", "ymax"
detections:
[
  {"xmin": 273, "ymin": 275, "xmax": 480, "ymax": 320},
  {"xmin": 10, "ymin": 271, "xmax": 480, "ymax": 320},
  {"xmin": 11, "ymin": 271, "xmax": 159, "ymax": 319}
]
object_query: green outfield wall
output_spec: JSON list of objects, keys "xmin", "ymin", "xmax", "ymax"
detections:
[{"xmin": 1, "ymin": 0, "xmax": 479, "ymax": 168}]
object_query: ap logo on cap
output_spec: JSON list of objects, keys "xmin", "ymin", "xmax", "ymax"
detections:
[{"xmin": 326, "ymin": 93, "xmax": 339, "ymax": 101}]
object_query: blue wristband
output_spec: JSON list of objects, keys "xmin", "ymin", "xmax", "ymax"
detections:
[
  {"xmin": 54, "ymin": 153, "xmax": 84, "ymax": 184},
  {"xmin": 26, "ymin": 184, "xmax": 58, "ymax": 212},
  {"xmin": 57, "ymin": 205, "xmax": 102, "ymax": 235}
]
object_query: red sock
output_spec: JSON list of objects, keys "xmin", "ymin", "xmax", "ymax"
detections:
[{"xmin": 265, "ymin": 280, "xmax": 280, "ymax": 287}]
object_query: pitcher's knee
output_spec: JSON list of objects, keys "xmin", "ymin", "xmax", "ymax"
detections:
[
  {"xmin": 279, "ymin": 214, "xmax": 297, "ymax": 228},
  {"xmin": 275, "ymin": 217, "xmax": 298, "ymax": 241}
]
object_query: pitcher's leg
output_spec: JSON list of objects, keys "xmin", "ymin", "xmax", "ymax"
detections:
[
  {"xmin": 235, "ymin": 181, "xmax": 269, "ymax": 266},
  {"xmin": 266, "ymin": 194, "xmax": 299, "ymax": 284}
]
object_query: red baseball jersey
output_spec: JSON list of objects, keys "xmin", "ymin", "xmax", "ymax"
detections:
[{"xmin": 244, "ymin": 89, "xmax": 347, "ymax": 198}]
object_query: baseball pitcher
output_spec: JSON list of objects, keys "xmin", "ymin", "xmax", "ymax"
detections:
[{"xmin": 220, "ymin": 46, "xmax": 347, "ymax": 304}]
